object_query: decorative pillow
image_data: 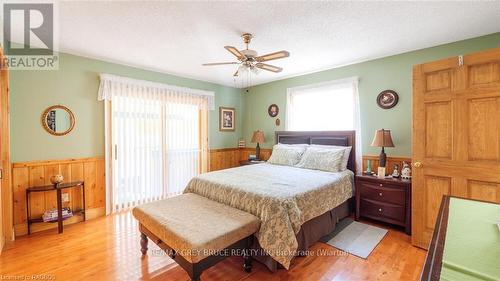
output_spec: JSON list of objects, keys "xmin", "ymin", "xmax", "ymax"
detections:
[
  {"xmin": 295, "ymin": 146, "xmax": 345, "ymax": 172},
  {"xmin": 267, "ymin": 144, "xmax": 307, "ymax": 166},
  {"xmin": 311, "ymin": 145, "xmax": 352, "ymax": 171}
]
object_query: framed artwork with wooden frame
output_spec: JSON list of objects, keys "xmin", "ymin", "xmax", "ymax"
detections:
[{"xmin": 219, "ymin": 107, "xmax": 235, "ymax": 131}]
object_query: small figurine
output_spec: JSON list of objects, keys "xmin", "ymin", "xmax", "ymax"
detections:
[
  {"xmin": 392, "ymin": 164, "xmax": 400, "ymax": 178},
  {"xmin": 401, "ymin": 162, "xmax": 412, "ymax": 179},
  {"xmin": 50, "ymin": 174, "xmax": 64, "ymax": 184}
]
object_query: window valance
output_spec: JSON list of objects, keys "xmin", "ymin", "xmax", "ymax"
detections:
[{"xmin": 97, "ymin": 74, "xmax": 215, "ymax": 110}]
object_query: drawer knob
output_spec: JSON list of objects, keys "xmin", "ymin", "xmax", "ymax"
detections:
[
  {"xmin": 379, "ymin": 184, "xmax": 383, "ymax": 187},
  {"xmin": 378, "ymin": 208, "xmax": 382, "ymax": 212},
  {"xmin": 379, "ymin": 192, "xmax": 383, "ymax": 196}
]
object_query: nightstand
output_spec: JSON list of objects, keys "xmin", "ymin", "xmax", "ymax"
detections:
[
  {"xmin": 355, "ymin": 174, "xmax": 411, "ymax": 234},
  {"xmin": 239, "ymin": 160, "xmax": 265, "ymax": 166}
]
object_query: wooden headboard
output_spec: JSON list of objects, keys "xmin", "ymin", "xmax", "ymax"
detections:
[{"xmin": 275, "ymin": 131, "xmax": 356, "ymax": 174}]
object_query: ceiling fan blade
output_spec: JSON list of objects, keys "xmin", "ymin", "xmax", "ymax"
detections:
[
  {"xmin": 256, "ymin": 63, "xmax": 283, "ymax": 73},
  {"xmin": 224, "ymin": 46, "xmax": 245, "ymax": 60},
  {"xmin": 202, "ymin": 62, "xmax": 239, "ymax": 66},
  {"xmin": 255, "ymin": 50, "xmax": 290, "ymax": 62}
]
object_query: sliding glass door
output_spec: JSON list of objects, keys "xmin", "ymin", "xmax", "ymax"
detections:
[{"xmin": 111, "ymin": 95, "xmax": 207, "ymax": 212}]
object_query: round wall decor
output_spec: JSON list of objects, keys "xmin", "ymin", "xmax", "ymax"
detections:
[
  {"xmin": 268, "ymin": 104, "xmax": 279, "ymax": 117},
  {"xmin": 41, "ymin": 105, "xmax": 76, "ymax": 136},
  {"xmin": 377, "ymin": 90, "xmax": 399, "ymax": 109}
]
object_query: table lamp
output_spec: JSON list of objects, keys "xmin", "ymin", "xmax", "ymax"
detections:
[
  {"xmin": 371, "ymin": 129, "xmax": 394, "ymax": 177},
  {"xmin": 251, "ymin": 130, "xmax": 265, "ymax": 160}
]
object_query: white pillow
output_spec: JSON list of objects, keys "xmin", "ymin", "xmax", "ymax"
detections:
[
  {"xmin": 267, "ymin": 144, "xmax": 307, "ymax": 166},
  {"xmin": 311, "ymin": 145, "xmax": 352, "ymax": 171},
  {"xmin": 295, "ymin": 146, "xmax": 345, "ymax": 173}
]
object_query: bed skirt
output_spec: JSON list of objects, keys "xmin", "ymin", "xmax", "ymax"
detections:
[{"xmin": 253, "ymin": 197, "xmax": 353, "ymax": 272}]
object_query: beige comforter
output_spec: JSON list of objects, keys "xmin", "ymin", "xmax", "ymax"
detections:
[{"xmin": 183, "ymin": 163, "xmax": 354, "ymax": 269}]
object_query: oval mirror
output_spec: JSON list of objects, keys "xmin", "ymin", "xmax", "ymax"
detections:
[{"xmin": 41, "ymin": 105, "xmax": 75, "ymax": 136}]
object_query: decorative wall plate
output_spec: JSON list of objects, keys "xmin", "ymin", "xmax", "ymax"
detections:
[
  {"xmin": 377, "ymin": 90, "xmax": 399, "ymax": 109},
  {"xmin": 268, "ymin": 104, "xmax": 279, "ymax": 117}
]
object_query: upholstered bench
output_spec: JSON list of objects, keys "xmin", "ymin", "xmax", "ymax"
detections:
[{"xmin": 132, "ymin": 193, "xmax": 261, "ymax": 281}]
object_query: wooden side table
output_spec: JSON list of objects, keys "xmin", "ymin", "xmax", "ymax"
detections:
[
  {"xmin": 26, "ymin": 181, "xmax": 85, "ymax": 234},
  {"xmin": 355, "ymin": 174, "xmax": 412, "ymax": 234}
]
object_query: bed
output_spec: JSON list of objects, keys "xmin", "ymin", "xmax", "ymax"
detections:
[{"xmin": 184, "ymin": 131, "xmax": 356, "ymax": 271}]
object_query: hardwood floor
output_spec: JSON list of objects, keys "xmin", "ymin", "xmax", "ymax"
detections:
[{"xmin": 0, "ymin": 212, "xmax": 426, "ymax": 281}]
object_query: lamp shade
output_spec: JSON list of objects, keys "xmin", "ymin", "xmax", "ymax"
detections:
[
  {"xmin": 251, "ymin": 130, "xmax": 265, "ymax": 143},
  {"xmin": 370, "ymin": 129, "xmax": 395, "ymax": 147}
]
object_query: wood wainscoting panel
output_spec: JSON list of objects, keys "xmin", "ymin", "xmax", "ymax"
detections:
[
  {"xmin": 362, "ymin": 155, "xmax": 412, "ymax": 174},
  {"xmin": 239, "ymin": 148, "xmax": 272, "ymax": 162},
  {"xmin": 209, "ymin": 148, "xmax": 272, "ymax": 172},
  {"xmin": 12, "ymin": 157, "xmax": 105, "ymax": 236},
  {"xmin": 209, "ymin": 148, "xmax": 240, "ymax": 171}
]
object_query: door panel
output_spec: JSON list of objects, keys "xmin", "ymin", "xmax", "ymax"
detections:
[
  {"xmin": 468, "ymin": 62, "xmax": 500, "ymax": 88},
  {"xmin": 425, "ymin": 70, "xmax": 452, "ymax": 92},
  {"xmin": 425, "ymin": 102, "xmax": 452, "ymax": 159},
  {"xmin": 424, "ymin": 176, "xmax": 451, "ymax": 230},
  {"xmin": 468, "ymin": 180, "xmax": 500, "ymax": 203},
  {"xmin": 467, "ymin": 97, "xmax": 500, "ymax": 161},
  {"xmin": 412, "ymin": 47, "xmax": 500, "ymax": 249}
]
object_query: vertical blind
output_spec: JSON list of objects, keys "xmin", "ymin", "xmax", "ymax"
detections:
[{"xmin": 99, "ymin": 74, "xmax": 211, "ymax": 213}]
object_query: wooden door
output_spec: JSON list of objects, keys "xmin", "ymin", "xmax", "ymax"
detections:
[
  {"xmin": 0, "ymin": 47, "xmax": 7, "ymax": 252},
  {"xmin": 412, "ymin": 47, "xmax": 500, "ymax": 249}
]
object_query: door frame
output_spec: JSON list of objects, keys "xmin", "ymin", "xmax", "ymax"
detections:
[{"xmin": 0, "ymin": 46, "xmax": 13, "ymax": 251}]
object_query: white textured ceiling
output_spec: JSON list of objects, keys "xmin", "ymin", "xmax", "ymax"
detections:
[{"xmin": 55, "ymin": 1, "xmax": 499, "ymax": 88}]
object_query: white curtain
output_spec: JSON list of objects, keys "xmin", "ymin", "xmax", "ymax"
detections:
[
  {"xmin": 99, "ymin": 74, "xmax": 212, "ymax": 213},
  {"xmin": 286, "ymin": 77, "xmax": 362, "ymax": 172}
]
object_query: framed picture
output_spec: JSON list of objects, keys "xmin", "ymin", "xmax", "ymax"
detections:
[
  {"xmin": 219, "ymin": 107, "xmax": 235, "ymax": 131},
  {"xmin": 268, "ymin": 104, "xmax": 279, "ymax": 117},
  {"xmin": 377, "ymin": 90, "xmax": 399, "ymax": 109}
]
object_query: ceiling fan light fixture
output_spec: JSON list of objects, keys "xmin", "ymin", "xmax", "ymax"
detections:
[
  {"xmin": 203, "ymin": 33, "xmax": 289, "ymax": 79},
  {"xmin": 238, "ymin": 64, "xmax": 248, "ymax": 74},
  {"xmin": 250, "ymin": 66, "xmax": 260, "ymax": 75}
]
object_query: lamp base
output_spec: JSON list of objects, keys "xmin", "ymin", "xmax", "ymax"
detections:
[
  {"xmin": 256, "ymin": 143, "xmax": 261, "ymax": 160},
  {"xmin": 379, "ymin": 147, "xmax": 387, "ymax": 167}
]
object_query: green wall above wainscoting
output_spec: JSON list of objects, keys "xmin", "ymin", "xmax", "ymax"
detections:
[
  {"xmin": 10, "ymin": 53, "xmax": 243, "ymax": 162},
  {"xmin": 9, "ymin": 32, "xmax": 500, "ymax": 162},
  {"xmin": 243, "ymin": 33, "xmax": 500, "ymax": 157}
]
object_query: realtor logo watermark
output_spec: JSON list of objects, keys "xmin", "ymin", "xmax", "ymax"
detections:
[{"xmin": 1, "ymin": 1, "xmax": 59, "ymax": 70}]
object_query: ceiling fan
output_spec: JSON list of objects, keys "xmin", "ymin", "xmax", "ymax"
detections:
[{"xmin": 202, "ymin": 33, "xmax": 290, "ymax": 77}]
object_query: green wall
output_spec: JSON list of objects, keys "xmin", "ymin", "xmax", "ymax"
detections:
[
  {"xmin": 243, "ymin": 33, "xmax": 500, "ymax": 157},
  {"xmin": 10, "ymin": 53, "xmax": 243, "ymax": 162},
  {"xmin": 9, "ymin": 32, "xmax": 500, "ymax": 162}
]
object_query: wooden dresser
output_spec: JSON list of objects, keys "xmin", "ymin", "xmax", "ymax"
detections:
[{"xmin": 355, "ymin": 174, "xmax": 411, "ymax": 234}]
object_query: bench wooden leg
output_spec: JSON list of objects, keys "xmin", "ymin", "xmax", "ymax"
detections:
[
  {"xmin": 189, "ymin": 265, "xmax": 201, "ymax": 281},
  {"xmin": 243, "ymin": 236, "xmax": 253, "ymax": 273},
  {"xmin": 140, "ymin": 233, "xmax": 148, "ymax": 255}
]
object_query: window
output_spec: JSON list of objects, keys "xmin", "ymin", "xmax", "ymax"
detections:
[
  {"xmin": 286, "ymin": 78, "xmax": 359, "ymax": 131},
  {"xmin": 286, "ymin": 77, "xmax": 362, "ymax": 171}
]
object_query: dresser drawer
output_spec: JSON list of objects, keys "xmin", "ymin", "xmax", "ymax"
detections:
[
  {"xmin": 359, "ymin": 182, "xmax": 405, "ymax": 206},
  {"xmin": 360, "ymin": 199, "xmax": 405, "ymax": 223}
]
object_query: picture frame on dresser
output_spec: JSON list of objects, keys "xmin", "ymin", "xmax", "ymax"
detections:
[{"xmin": 355, "ymin": 174, "xmax": 411, "ymax": 234}]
